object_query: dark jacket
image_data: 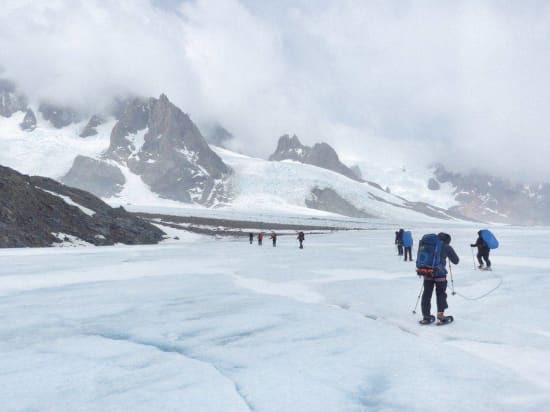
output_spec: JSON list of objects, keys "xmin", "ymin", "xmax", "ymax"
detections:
[
  {"xmin": 397, "ymin": 229, "xmax": 404, "ymax": 245},
  {"xmin": 437, "ymin": 232, "xmax": 459, "ymax": 276},
  {"xmin": 471, "ymin": 231, "xmax": 489, "ymax": 252}
]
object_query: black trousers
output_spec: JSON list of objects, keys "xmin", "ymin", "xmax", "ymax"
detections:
[
  {"xmin": 397, "ymin": 243, "xmax": 403, "ymax": 255},
  {"xmin": 477, "ymin": 250, "xmax": 491, "ymax": 267},
  {"xmin": 421, "ymin": 278, "xmax": 448, "ymax": 317},
  {"xmin": 404, "ymin": 247, "xmax": 412, "ymax": 261}
]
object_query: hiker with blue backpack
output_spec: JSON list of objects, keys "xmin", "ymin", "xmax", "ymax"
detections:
[
  {"xmin": 402, "ymin": 230, "xmax": 413, "ymax": 261},
  {"xmin": 416, "ymin": 232, "xmax": 460, "ymax": 325},
  {"xmin": 471, "ymin": 229, "xmax": 498, "ymax": 270}
]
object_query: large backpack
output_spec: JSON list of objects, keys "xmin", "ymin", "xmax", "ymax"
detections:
[
  {"xmin": 403, "ymin": 231, "xmax": 413, "ymax": 248},
  {"xmin": 416, "ymin": 234, "xmax": 446, "ymax": 277},
  {"xmin": 480, "ymin": 229, "xmax": 499, "ymax": 249}
]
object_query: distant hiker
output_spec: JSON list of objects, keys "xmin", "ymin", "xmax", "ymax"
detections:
[
  {"xmin": 396, "ymin": 228, "xmax": 404, "ymax": 256},
  {"xmin": 416, "ymin": 232, "xmax": 459, "ymax": 324},
  {"xmin": 270, "ymin": 232, "xmax": 277, "ymax": 247},
  {"xmin": 471, "ymin": 230, "xmax": 491, "ymax": 270},
  {"xmin": 249, "ymin": 232, "xmax": 254, "ymax": 244},
  {"xmin": 402, "ymin": 230, "xmax": 413, "ymax": 261},
  {"xmin": 394, "ymin": 231, "xmax": 400, "ymax": 254},
  {"xmin": 297, "ymin": 231, "xmax": 305, "ymax": 249},
  {"xmin": 258, "ymin": 232, "xmax": 263, "ymax": 246}
]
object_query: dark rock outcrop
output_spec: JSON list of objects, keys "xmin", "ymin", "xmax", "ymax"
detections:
[
  {"xmin": 0, "ymin": 165, "xmax": 165, "ymax": 248},
  {"xmin": 269, "ymin": 134, "xmax": 362, "ymax": 182},
  {"xmin": 39, "ymin": 102, "xmax": 81, "ymax": 128},
  {"xmin": 205, "ymin": 124, "xmax": 234, "ymax": 148},
  {"xmin": 350, "ymin": 165, "xmax": 363, "ymax": 180},
  {"xmin": 0, "ymin": 79, "xmax": 27, "ymax": 117},
  {"xmin": 104, "ymin": 94, "xmax": 231, "ymax": 205},
  {"xmin": 428, "ymin": 178, "xmax": 440, "ymax": 190},
  {"xmin": 20, "ymin": 108, "xmax": 37, "ymax": 131},
  {"xmin": 62, "ymin": 155, "xmax": 125, "ymax": 198},
  {"xmin": 305, "ymin": 187, "xmax": 374, "ymax": 218},
  {"xmin": 80, "ymin": 115, "xmax": 104, "ymax": 137}
]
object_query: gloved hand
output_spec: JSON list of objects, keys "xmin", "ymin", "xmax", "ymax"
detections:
[{"xmin": 470, "ymin": 244, "xmax": 475, "ymax": 247}]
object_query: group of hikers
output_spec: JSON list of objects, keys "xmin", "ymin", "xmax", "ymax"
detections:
[
  {"xmin": 249, "ymin": 231, "xmax": 305, "ymax": 249},
  {"xmin": 395, "ymin": 228, "xmax": 498, "ymax": 325}
]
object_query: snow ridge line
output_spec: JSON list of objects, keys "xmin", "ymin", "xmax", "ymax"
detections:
[{"xmin": 91, "ymin": 332, "xmax": 256, "ymax": 412}]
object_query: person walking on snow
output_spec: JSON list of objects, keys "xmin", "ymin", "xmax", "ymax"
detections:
[
  {"xmin": 249, "ymin": 233, "xmax": 254, "ymax": 244},
  {"xmin": 270, "ymin": 232, "xmax": 277, "ymax": 247},
  {"xmin": 396, "ymin": 229, "xmax": 404, "ymax": 256},
  {"xmin": 395, "ymin": 231, "xmax": 400, "ymax": 255},
  {"xmin": 420, "ymin": 232, "xmax": 459, "ymax": 324},
  {"xmin": 297, "ymin": 231, "xmax": 305, "ymax": 249},
  {"xmin": 471, "ymin": 231, "xmax": 491, "ymax": 270},
  {"xmin": 402, "ymin": 230, "xmax": 413, "ymax": 261},
  {"xmin": 258, "ymin": 232, "xmax": 263, "ymax": 246}
]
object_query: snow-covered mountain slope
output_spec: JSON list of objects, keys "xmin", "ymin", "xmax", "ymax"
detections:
[
  {"xmin": 0, "ymin": 107, "xmax": 464, "ymax": 223},
  {"xmin": 213, "ymin": 147, "xmax": 459, "ymax": 222},
  {"xmin": 0, "ymin": 109, "xmax": 115, "ymax": 178}
]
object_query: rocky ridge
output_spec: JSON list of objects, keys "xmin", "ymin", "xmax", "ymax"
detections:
[
  {"xmin": 269, "ymin": 134, "xmax": 362, "ymax": 182},
  {"xmin": 0, "ymin": 165, "xmax": 165, "ymax": 247},
  {"xmin": 429, "ymin": 164, "xmax": 550, "ymax": 225}
]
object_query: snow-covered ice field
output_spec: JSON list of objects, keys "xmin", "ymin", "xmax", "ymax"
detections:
[{"xmin": 1, "ymin": 224, "xmax": 549, "ymax": 411}]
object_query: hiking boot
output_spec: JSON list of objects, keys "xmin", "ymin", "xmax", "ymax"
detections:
[
  {"xmin": 437, "ymin": 312, "xmax": 446, "ymax": 321},
  {"xmin": 419, "ymin": 315, "xmax": 435, "ymax": 325},
  {"xmin": 478, "ymin": 264, "xmax": 484, "ymax": 269}
]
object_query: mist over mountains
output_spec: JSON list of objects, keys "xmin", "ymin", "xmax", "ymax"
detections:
[{"xmin": 2, "ymin": 1, "xmax": 550, "ymax": 183}]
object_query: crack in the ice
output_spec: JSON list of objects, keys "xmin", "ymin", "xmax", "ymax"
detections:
[{"xmin": 92, "ymin": 332, "xmax": 255, "ymax": 412}]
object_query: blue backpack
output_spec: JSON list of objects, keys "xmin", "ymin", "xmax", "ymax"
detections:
[
  {"xmin": 480, "ymin": 229, "xmax": 499, "ymax": 249},
  {"xmin": 403, "ymin": 231, "xmax": 413, "ymax": 248},
  {"xmin": 416, "ymin": 234, "xmax": 446, "ymax": 277}
]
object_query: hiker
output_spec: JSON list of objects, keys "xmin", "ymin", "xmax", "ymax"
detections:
[
  {"xmin": 258, "ymin": 232, "xmax": 263, "ymax": 246},
  {"xmin": 394, "ymin": 231, "xmax": 400, "ymax": 254},
  {"xmin": 297, "ymin": 231, "xmax": 305, "ymax": 249},
  {"xmin": 396, "ymin": 229, "xmax": 404, "ymax": 256},
  {"xmin": 418, "ymin": 232, "xmax": 459, "ymax": 324},
  {"xmin": 471, "ymin": 231, "xmax": 491, "ymax": 270},
  {"xmin": 270, "ymin": 232, "xmax": 277, "ymax": 247},
  {"xmin": 402, "ymin": 230, "xmax": 413, "ymax": 261},
  {"xmin": 249, "ymin": 232, "xmax": 254, "ymax": 244}
]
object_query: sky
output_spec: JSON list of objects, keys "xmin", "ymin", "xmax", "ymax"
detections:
[{"xmin": 1, "ymin": 0, "xmax": 550, "ymax": 181}]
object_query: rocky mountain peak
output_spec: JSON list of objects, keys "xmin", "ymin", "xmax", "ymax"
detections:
[
  {"xmin": 79, "ymin": 115, "xmax": 104, "ymax": 137},
  {"xmin": 20, "ymin": 108, "xmax": 37, "ymax": 131},
  {"xmin": 269, "ymin": 134, "xmax": 362, "ymax": 182},
  {"xmin": 430, "ymin": 163, "xmax": 550, "ymax": 225},
  {"xmin": 65, "ymin": 94, "xmax": 232, "ymax": 205}
]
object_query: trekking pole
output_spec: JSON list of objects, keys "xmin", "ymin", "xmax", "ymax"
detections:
[
  {"xmin": 471, "ymin": 247, "xmax": 477, "ymax": 270},
  {"xmin": 448, "ymin": 260, "xmax": 456, "ymax": 295},
  {"xmin": 412, "ymin": 281, "xmax": 423, "ymax": 314}
]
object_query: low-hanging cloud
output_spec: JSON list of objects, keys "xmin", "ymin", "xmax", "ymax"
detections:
[{"xmin": 1, "ymin": 0, "xmax": 550, "ymax": 182}]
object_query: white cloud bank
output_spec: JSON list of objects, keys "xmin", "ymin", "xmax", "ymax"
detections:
[{"xmin": 1, "ymin": 0, "xmax": 550, "ymax": 181}]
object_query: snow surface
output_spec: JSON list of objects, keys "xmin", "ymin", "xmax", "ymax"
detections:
[{"xmin": 1, "ymin": 224, "xmax": 549, "ymax": 411}]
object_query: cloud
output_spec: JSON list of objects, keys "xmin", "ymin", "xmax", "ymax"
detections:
[{"xmin": 1, "ymin": 0, "xmax": 550, "ymax": 182}]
